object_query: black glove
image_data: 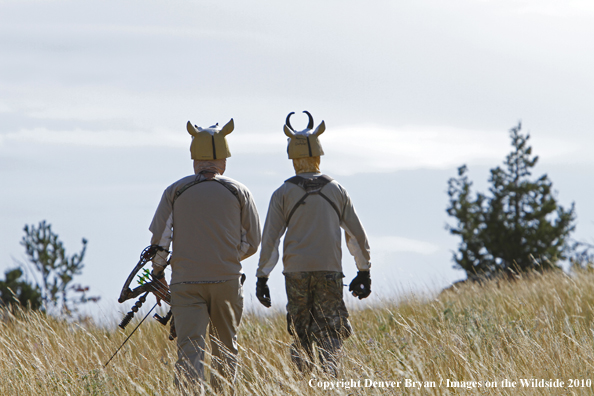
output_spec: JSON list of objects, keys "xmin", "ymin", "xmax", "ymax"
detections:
[
  {"xmin": 349, "ymin": 271, "xmax": 371, "ymax": 299},
  {"xmin": 256, "ymin": 277, "xmax": 271, "ymax": 308}
]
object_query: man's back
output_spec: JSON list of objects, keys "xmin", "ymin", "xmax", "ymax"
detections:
[
  {"xmin": 258, "ymin": 172, "xmax": 370, "ymax": 277},
  {"xmin": 150, "ymin": 173, "xmax": 260, "ymax": 284}
]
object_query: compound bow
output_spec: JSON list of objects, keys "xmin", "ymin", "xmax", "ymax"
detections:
[{"xmin": 105, "ymin": 245, "xmax": 175, "ymax": 367}]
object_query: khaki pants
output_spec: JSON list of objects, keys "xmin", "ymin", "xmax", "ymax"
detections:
[{"xmin": 171, "ymin": 278, "xmax": 243, "ymax": 392}]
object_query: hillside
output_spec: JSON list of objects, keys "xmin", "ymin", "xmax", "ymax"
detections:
[{"xmin": 1, "ymin": 270, "xmax": 594, "ymax": 395}]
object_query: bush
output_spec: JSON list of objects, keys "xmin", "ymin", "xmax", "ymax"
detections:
[{"xmin": 0, "ymin": 268, "xmax": 42, "ymax": 310}]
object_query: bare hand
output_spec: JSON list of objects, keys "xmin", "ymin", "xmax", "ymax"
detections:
[{"xmin": 152, "ymin": 276, "xmax": 170, "ymax": 306}]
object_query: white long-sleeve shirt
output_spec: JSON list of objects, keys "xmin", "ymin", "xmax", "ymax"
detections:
[
  {"xmin": 257, "ymin": 172, "xmax": 370, "ymax": 277},
  {"xmin": 150, "ymin": 173, "xmax": 261, "ymax": 284}
]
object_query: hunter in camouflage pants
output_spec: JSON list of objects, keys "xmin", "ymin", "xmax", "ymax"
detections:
[{"xmin": 285, "ymin": 271, "xmax": 353, "ymax": 376}]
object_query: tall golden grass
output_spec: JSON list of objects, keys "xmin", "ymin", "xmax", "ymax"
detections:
[{"xmin": 1, "ymin": 269, "xmax": 594, "ymax": 395}]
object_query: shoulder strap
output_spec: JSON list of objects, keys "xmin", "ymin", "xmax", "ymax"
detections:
[
  {"xmin": 285, "ymin": 174, "xmax": 341, "ymax": 225},
  {"xmin": 173, "ymin": 173, "xmax": 241, "ymax": 209},
  {"xmin": 285, "ymin": 174, "xmax": 333, "ymax": 192},
  {"xmin": 212, "ymin": 177, "xmax": 241, "ymax": 204}
]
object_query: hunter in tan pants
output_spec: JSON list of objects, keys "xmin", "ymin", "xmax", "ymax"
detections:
[{"xmin": 150, "ymin": 119, "xmax": 261, "ymax": 393}]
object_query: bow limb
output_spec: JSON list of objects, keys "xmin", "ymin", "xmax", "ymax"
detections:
[{"xmin": 117, "ymin": 261, "xmax": 148, "ymax": 303}]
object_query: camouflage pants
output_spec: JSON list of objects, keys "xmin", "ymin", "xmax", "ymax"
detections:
[{"xmin": 285, "ymin": 271, "xmax": 353, "ymax": 375}]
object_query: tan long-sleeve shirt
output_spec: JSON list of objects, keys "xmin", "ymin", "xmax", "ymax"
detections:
[
  {"xmin": 150, "ymin": 173, "xmax": 261, "ymax": 284},
  {"xmin": 257, "ymin": 172, "xmax": 370, "ymax": 277}
]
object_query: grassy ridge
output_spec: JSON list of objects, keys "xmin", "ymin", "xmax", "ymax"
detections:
[{"xmin": 1, "ymin": 270, "xmax": 594, "ymax": 395}]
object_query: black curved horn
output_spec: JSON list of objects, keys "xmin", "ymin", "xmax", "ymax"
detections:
[
  {"xmin": 285, "ymin": 112, "xmax": 295, "ymax": 131},
  {"xmin": 303, "ymin": 111, "xmax": 314, "ymax": 129}
]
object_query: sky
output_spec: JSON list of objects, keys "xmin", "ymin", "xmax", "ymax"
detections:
[{"xmin": 1, "ymin": 0, "xmax": 593, "ymax": 323}]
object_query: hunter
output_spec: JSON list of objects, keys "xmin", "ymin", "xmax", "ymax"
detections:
[
  {"xmin": 150, "ymin": 119, "xmax": 261, "ymax": 392},
  {"xmin": 255, "ymin": 111, "xmax": 371, "ymax": 376}
]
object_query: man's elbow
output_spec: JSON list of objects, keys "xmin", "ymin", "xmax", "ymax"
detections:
[{"xmin": 240, "ymin": 245, "xmax": 258, "ymax": 261}]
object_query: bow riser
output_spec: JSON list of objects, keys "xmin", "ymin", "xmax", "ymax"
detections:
[
  {"xmin": 119, "ymin": 282, "xmax": 172, "ymax": 304},
  {"xmin": 118, "ymin": 245, "xmax": 170, "ymax": 304}
]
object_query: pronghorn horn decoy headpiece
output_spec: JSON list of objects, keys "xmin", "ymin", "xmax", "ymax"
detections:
[
  {"xmin": 283, "ymin": 111, "xmax": 325, "ymax": 159},
  {"xmin": 186, "ymin": 118, "xmax": 234, "ymax": 160}
]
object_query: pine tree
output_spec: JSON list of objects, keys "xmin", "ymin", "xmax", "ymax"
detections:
[
  {"xmin": 447, "ymin": 123, "xmax": 576, "ymax": 277},
  {"xmin": 20, "ymin": 220, "xmax": 99, "ymax": 314}
]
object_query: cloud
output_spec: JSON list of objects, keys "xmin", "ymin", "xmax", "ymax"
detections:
[
  {"xmin": 0, "ymin": 124, "xmax": 287, "ymax": 152},
  {"xmin": 371, "ymin": 235, "xmax": 441, "ymax": 255},
  {"xmin": 509, "ymin": 0, "xmax": 594, "ymax": 17},
  {"xmin": 0, "ymin": 127, "xmax": 183, "ymax": 148},
  {"xmin": 0, "ymin": 123, "xmax": 581, "ymax": 176},
  {"xmin": 321, "ymin": 124, "xmax": 580, "ymax": 175}
]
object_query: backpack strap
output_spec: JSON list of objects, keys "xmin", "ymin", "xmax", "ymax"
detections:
[
  {"xmin": 173, "ymin": 172, "xmax": 241, "ymax": 209},
  {"xmin": 285, "ymin": 174, "xmax": 341, "ymax": 225}
]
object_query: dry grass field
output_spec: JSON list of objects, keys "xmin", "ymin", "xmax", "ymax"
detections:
[{"xmin": 2, "ymin": 269, "xmax": 594, "ymax": 395}]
